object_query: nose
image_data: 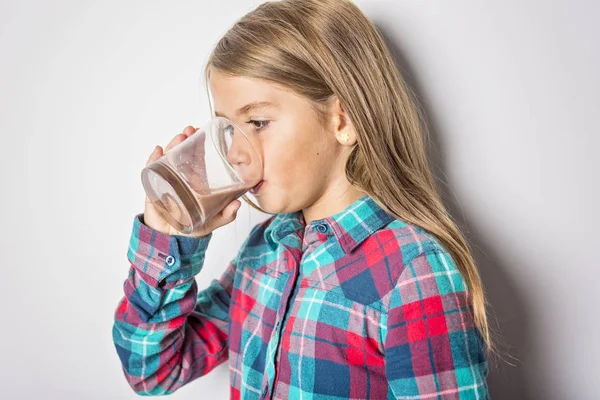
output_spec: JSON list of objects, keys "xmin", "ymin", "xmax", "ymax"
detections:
[{"xmin": 225, "ymin": 125, "xmax": 251, "ymax": 167}]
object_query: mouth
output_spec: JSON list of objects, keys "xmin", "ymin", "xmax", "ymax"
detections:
[{"xmin": 250, "ymin": 180, "xmax": 264, "ymax": 194}]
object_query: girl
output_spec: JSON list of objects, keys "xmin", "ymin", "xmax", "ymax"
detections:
[{"xmin": 113, "ymin": 0, "xmax": 491, "ymax": 398}]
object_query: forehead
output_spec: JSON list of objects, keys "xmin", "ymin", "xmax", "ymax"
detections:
[
  {"xmin": 208, "ymin": 68, "xmax": 309, "ymax": 118},
  {"xmin": 209, "ymin": 69, "xmax": 280, "ymax": 105}
]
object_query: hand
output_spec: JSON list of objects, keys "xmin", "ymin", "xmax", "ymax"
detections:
[{"xmin": 143, "ymin": 126, "xmax": 242, "ymax": 237}]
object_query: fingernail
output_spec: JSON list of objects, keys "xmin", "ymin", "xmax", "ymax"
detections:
[{"xmin": 154, "ymin": 145, "xmax": 160, "ymax": 153}]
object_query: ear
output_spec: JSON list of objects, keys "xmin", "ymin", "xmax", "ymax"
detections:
[{"xmin": 330, "ymin": 96, "xmax": 357, "ymax": 146}]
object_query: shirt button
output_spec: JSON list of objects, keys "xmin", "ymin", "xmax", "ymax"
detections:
[
  {"xmin": 314, "ymin": 224, "xmax": 329, "ymax": 233},
  {"xmin": 165, "ymin": 255, "xmax": 175, "ymax": 266}
]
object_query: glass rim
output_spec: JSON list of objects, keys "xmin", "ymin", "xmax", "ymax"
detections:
[{"xmin": 205, "ymin": 115, "xmax": 263, "ymax": 183}]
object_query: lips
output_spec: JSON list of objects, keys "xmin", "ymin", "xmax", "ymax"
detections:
[{"xmin": 250, "ymin": 180, "xmax": 264, "ymax": 194}]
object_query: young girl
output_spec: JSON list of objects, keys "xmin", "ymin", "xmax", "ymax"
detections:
[{"xmin": 113, "ymin": 0, "xmax": 491, "ymax": 398}]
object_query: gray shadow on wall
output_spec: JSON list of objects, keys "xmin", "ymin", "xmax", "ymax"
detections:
[{"xmin": 373, "ymin": 22, "xmax": 536, "ymax": 400}]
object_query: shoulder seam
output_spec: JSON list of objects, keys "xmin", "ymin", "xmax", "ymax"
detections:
[{"xmin": 380, "ymin": 245, "xmax": 450, "ymax": 312}]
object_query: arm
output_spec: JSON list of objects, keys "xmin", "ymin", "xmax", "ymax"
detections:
[
  {"xmin": 112, "ymin": 213, "xmax": 250, "ymax": 395},
  {"xmin": 383, "ymin": 248, "xmax": 489, "ymax": 399}
]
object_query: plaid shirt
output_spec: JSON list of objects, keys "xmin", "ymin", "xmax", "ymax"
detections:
[{"xmin": 113, "ymin": 194, "xmax": 489, "ymax": 399}]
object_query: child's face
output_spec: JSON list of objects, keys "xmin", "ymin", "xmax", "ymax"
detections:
[{"xmin": 208, "ymin": 68, "xmax": 347, "ymax": 215}]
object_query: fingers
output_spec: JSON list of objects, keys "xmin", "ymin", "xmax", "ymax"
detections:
[
  {"xmin": 182, "ymin": 126, "xmax": 198, "ymax": 138},
  {"xmin": 165, "ymin": 133, "xmax": 187, "ymax": 153},
  {"xmin": 146, "ymin": 145, "xmax": 163, "ymax": 167},
  {"xmin": 163, "ymin": 126, "xmax": 198, "ymax": 155},
  {"xmin": 146, "ymin": 126, "xmax": 197, "ymax": 168}
]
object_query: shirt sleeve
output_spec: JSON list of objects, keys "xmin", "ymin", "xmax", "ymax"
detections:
[
  {"xmin": 382, "ymin": 247, "xmax": 489, "ymax": 399},
  {"xmin": 112, "ymin": 213, "xmax": 252, "ymax": 395}
]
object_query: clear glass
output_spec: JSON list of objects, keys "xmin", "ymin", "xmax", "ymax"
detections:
[{"xmin": 141, "ymin": 117, "xmax": 263, "ymax": 234}]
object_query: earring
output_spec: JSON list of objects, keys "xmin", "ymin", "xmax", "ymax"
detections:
[{"xmin": 340, "ymin": 132, "xmax": 350, "ymax": 144}]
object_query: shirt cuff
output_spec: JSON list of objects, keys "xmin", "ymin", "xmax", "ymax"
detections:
[{"xmin": 126, "ymin": 213, "xmax": 212, "ymax": 288}]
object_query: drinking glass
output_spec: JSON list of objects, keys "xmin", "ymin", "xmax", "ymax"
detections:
[{"xmin": 141, "ymin": 117, "xmax": 263, "ymax": 235}]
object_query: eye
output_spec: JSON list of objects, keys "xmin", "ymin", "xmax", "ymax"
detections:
[{"xmin": 247, "ymin": 119, "xmax": 270, "ymax": 132}]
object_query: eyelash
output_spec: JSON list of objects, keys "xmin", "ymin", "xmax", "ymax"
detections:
[{"xmin": 247, "ymin": 119, "xmax": 270, "ymax": 132}]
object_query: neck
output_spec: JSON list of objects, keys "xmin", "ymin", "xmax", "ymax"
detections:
[{"xmin": 302, "ymin": 181, "xmax": 368, "ymax": 225}]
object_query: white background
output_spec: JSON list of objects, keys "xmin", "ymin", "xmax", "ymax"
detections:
[{"xmin": 1, "ymin": 1, "xmax": 598, "ymax": 399}]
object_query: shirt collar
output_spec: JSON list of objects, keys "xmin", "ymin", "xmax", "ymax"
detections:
[{"xmin": 264, "ymin": 194, "xmax": 396, "ymax": 254}]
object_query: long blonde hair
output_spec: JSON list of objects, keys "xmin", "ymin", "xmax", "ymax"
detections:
[{"xmin": 203, "ymin": 0, "xmax": 496, "ymax": 358}]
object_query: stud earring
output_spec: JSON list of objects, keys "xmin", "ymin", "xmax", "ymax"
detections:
[{"xmin": 340, "ymin": 132, "xmax": 350, "ymax": 144}]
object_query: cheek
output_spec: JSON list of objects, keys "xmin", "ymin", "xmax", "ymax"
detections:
[
  {"xmin": 264, "ymin": 152, "xmax": 303, "ymax": 182},
  {"xmin": 263, "ymin": 139, "xmax": 325, "ymax": 182}
]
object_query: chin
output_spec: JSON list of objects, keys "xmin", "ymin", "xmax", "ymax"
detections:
[
  {"xmin": 253, "ymin": 193, "xmax": 296, "ymax": 215},
  {"xmin": 253, "ymin": 196, "xmax": 280, "ymax": 214}
]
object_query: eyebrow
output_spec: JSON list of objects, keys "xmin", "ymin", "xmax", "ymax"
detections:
[{"xmin": 215, "ymin": 101, "xmax": 277, "ymax": 119}]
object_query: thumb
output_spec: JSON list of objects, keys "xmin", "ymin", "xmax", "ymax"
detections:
[
  {"xmin": 227, "ymin": 200, "xmax": 242, "ymax": 217},
  {"xmin": 208, "ymin": 200, "xmax": 241, "ymax": 231},
  {"xmin": 225, "ymin": 200, "xmax": 242, "ymax": 218}
]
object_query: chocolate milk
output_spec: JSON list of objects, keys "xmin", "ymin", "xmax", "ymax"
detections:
[
  {"xmin": 142, "ymin": 160, "xmax": 257, "ymax": 234},
  {"xmin": 193, "ymin": 182, "xmax": 255, "ymax": 220}
]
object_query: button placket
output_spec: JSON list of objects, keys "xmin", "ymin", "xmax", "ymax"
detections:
[{"xmin": 269, "ymin": 249, "xmax": 304, "ymax": 399}]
